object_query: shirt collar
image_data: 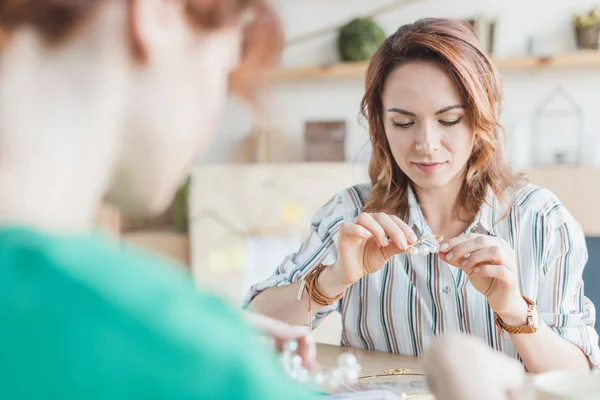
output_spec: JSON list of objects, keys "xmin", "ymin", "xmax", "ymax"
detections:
[
  {"xmin": 406, "ymin": 185, "xmax": 430, "ymax": 237},
  {"xmin": 472, "ymin": 186, "xmax": 500, "ymax": 237},
  {"xmin": 406, "ymin": 184, "xmax": 499, "ymax": 238}
]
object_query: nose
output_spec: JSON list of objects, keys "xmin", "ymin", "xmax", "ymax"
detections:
[{"xmin": 415, "ymin": 122, "xmax": 440, "ymax": 155}]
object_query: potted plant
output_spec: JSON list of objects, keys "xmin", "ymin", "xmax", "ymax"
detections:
[
  {"xmin": 337, "ymin": 18, "xmax": 387, "ymax": 62},
  {"xmin": 573, "ymin": 7, "xmax": 600, "ymax": 49}
]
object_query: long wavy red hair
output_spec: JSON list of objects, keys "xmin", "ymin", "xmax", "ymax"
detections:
[
  {"xmin": 362, "ymin": 18, "xmax": 520, "ymax": 219},
  {"xmin": 0, "ymin": 0, "xmax": 282, "ymax": 101}
]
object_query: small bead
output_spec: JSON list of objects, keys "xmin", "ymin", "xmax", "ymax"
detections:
[
  {"xmin": 340, "ymin": 368, "xmax": 359, "ymax": 384},
  {"xmin": 313, "ymin": 372, "xmax": 326, "ymax": 386},
  {"xmin": 297, "ymin": 368, "xmax": 309, "ymax": 382},
  {"xmin": 290, "ymin": 354, "xmax": 303, "ymax": 371},
  {"xmin": 283, "ymin": 339, "xmax": 298, "ymax": 354},
  {"xmin": 337, "ymin": 352, "xmax": 358, "ymax": 368},
  {"xmin": 330, "ymin": 368, "xmax": 342, "ymax": 381}
]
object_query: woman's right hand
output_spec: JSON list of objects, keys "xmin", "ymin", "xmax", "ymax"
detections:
[{"xmin": 330, "ymin": 212, "xmax": 417, "ymax": 286}]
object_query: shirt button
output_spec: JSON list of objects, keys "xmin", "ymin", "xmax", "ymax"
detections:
[{"xmin": 443, "ymin": 286, "xmax": 451, "ymax": 294}]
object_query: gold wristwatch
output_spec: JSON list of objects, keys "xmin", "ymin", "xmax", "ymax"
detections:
[{"xmin": 495, "ymin": 295, "xmax": 541, "ymax": 340}]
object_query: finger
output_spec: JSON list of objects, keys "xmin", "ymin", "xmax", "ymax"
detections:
[
  {"xmin": 296, "ymin": 333, "xmax": 318, "ymax": 372},
  {"xmin": 272, "ymin": 325, "xmax": 318, "ymax": 371},
  {"xmin": 390, "ymin": 215, "xmax": 418, "ymax": 244},
  {"xmin": 471, "ymin": 265, "xmax": 516, "ymax": 287},
  {"xmin": 340, "ymin": 221, "xmax": 372, "ymax": 240},
  {"xmin": 354, "ymin": 213, "xmax": 389, "ymax": 247},
  {"xmin": 371, "ymin": 212, "xmax": 408, "ymax": 250},
  {"xmin": 442, "ymin": 235, "xmax": 497, "ymax": 264},
  {"xmin": 460, "ymin": 245, "xmax": 509, "ymax": 272},
  {"xmin": 438, "ymin": 233, "xmax": 479, "ymax": 253}
]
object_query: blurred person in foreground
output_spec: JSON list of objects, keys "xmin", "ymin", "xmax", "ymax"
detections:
[{"xmin": 0, "ymin": 1, "xmax": 314, "ymax": 399}]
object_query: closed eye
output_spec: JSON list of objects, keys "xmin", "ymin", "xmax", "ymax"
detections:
[
  {"xmin": 392, "ymin": 121, "xmax": 414, "ymax": 129},
  {"xmin": 439, "ymin": 118, "xmax": 462, "ymax": 127}
]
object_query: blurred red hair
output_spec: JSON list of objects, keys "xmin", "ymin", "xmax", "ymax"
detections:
[{"xmin": 0, "ymin": 0, "xmax": 282, "ymax": 100}]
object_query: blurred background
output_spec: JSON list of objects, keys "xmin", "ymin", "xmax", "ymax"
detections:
[{"xmin": 100, "ymin": 0, "xmax": 600, "ymax": 344}]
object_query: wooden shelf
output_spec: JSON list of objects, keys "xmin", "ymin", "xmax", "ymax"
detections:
[{"xmin": 269, "ymin": 50, "xmax": 600, "ymax": 81}]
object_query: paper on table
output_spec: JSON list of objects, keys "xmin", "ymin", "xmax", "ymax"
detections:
[{"xmin": 326, "ymin": 389, "xmax": 408, "ymax": 399}]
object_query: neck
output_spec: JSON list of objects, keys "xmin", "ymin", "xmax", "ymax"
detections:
[
  {"xmin": 413, "ymin": 172, "xmax": 469, "ymax": 235},
  {"xmin": 0, "ymin": 6, "xmax": 129, "ymax": 234}
]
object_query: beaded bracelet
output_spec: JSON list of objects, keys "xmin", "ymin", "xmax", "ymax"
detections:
[{"xmin": 279, "ymin": 338, "xmax": 361, "ymax": 392}]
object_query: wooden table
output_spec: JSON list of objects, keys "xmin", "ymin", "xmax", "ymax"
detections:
[{"xmin": 317, "ymin": 344, "xmax": 434, "ymax": 399}]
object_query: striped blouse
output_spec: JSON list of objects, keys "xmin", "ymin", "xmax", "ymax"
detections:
[{"xmin": 244, "ymin": 183, "xmax": 600, "ymax": 367}]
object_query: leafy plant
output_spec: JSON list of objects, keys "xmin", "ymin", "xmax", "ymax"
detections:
[
  {"xmin": 338, "ymin": 18, "xmax": 387, "ymax": 62},
  {"xmin": 172, "ymin": 177, "xmax": 190, "ymax": 233},
  {"xmin": 573, "ymin": 7, "xmax": 600, "ymax": 28}
]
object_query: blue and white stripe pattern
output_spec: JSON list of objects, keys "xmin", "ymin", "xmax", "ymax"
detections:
[{"xmin": 244, "ymin": 183, "xmax": 600, "ymax": 367}]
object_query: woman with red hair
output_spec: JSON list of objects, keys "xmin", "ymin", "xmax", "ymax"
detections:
[{"xmin": 248, "ymin": 18, "xmax": 599, "ymax": 372}]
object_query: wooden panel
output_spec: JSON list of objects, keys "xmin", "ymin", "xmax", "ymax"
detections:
[
  {"xmin": 519, "ymin": 167, "xmax": 600, "ymax": 236},
  {"xmin": 189, "ymin": 163, "xmax": 368, "ymax": 342},
  {"xmin": 123, "ymin": 230, "xmax": 190, "ymax": 267}
]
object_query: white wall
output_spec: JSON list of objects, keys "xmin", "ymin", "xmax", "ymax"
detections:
[{"xmin": 199, "ymin": 0, "xmax": 600, "ymax": 168}]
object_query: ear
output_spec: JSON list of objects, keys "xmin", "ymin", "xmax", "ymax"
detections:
[{"xmin": 127, "ymin": 0, "xmax": 179, "ymax": 63}]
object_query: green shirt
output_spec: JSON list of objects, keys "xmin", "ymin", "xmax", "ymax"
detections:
[{"xmin": 0, "ymin": 226, "xmax": 313, "ymax": 399}]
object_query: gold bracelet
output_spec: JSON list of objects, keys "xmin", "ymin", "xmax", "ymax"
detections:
[{"xmin": 296, "ymin": 264, "xmax": 343, "ymax": 331}]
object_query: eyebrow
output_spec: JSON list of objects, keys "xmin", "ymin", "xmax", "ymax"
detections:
[{"xmin": 387, "ymin": 104, "xmax": 465, "ymax": 117}]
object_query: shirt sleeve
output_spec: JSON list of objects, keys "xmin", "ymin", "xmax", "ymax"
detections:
[
  {"xmin": 242, "ymin": 188, "xmax": 363, "ymax": 328},
  {"xmin": 537, "ymin": 205, "xmax": 600, "ymax": 369}
]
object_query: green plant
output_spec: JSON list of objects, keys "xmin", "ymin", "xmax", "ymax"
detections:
[
  {"xmin": 172, "ymin": 176, "xmax": 190, "ymax": 233},
  {"xmin": 338, "ymin": 18, "xmax": 386, "ymax": 62},
  {"xmin": 573, "ymin": 7, "xmax": 600, "ymax": 28}
]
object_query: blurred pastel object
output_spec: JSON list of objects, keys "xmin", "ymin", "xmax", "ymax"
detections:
[{"xmin": 533, "ymin": 370, "xmax": 600, "ymax": 400}]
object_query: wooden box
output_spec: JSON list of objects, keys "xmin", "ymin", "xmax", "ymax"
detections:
[{"xmin": 304, "ymin": 121, "xmax": 346, "ymax": 162}]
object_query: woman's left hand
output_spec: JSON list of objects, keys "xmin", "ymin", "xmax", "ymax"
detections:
[{"xmin": 439, "ymin": 234, "xmax": 526, "ymax": 321}]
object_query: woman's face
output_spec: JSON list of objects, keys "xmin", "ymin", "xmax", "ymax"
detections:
[{"xmin": 382, "ymin": 61, "xmax": 475, "ymax": 193}]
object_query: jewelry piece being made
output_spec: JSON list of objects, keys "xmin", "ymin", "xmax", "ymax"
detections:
[
  {"xmin": 269, "ymin": 337, "xmax": 362, "ymax": 392},
  {"xmin": 404, "ymin": 233, "xmax": 443, "ymax": 256}
]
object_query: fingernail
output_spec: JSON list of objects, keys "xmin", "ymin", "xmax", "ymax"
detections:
[
  {"xmin": 474, "ymin": 267, "xmax": 481, "ymax": 273},
  {"xmin": 361, "ymin": 229, "xmax": 372, "ymax": 238},
  {"xmin": 446, "ymin": 252, "xmax": 454, "ymax": 261},
  {"xmin": 410, "ymin": 233, "xmax": 418, "ymax": 243},
  {"xmin": 440, "ymin": 243, "xmax": 449, "ymax": 251},
  {"xmin": 462, "ymin": 260, "xmax": 468, "ymax": 267}
]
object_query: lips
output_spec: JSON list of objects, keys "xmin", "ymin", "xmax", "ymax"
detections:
[{"xmin": 413, "ymin": 162, "xmax": 446, "ymax": 173}]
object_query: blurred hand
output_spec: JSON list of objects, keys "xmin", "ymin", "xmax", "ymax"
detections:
[
  {"xmin": 244, "ymin": 311, "xmax": 317, "ymax": 371},
  {"xmin": 331, "ymin": 212, "xmax": 417, "ymax": 286},
  {"xmin": 423, "ymin": 334, "xmax": 525, "ymax": 400}
]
